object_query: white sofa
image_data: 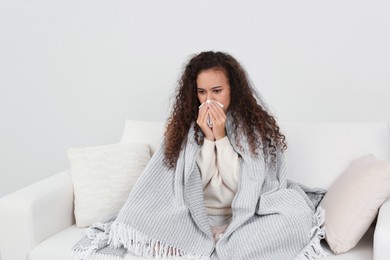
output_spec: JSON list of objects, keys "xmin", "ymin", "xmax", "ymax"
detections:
[{"xmin": 1, "ymin": 120, "xmax": 390, "ymax": 260}]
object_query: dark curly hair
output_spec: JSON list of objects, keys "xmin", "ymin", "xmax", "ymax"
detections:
[{"xmin": 164, "ymin": 51, "xmax": 287, "ymax": 169}]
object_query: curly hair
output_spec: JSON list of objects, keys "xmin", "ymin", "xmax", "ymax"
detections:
[{"xmin": 164, "ymin": 51, "xmax": 287, "ymax": 169}]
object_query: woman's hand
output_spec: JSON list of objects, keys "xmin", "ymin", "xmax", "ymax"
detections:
[
  {"xmin": 197, "ymin": 101, "xmax": 226, "ymax": 141},
  {"xmin": 196, "ymin": 103, "xmax": 215, "ymax": 141},
  {"xmin": 208, "ymin": 101, "xmax": 226, "ymax": 140}
]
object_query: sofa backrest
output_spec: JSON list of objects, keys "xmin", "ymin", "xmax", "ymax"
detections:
[
  {"xmin": 280, "ymin": 122, "xmax": 389, "ymax": 189},
  {"xmin": 120, "ymin": 119, "xmax": 165, "ymax": 155},
  {"xmin": 120, "ymin": 119, "xmax": 389, "ymax": 189}
]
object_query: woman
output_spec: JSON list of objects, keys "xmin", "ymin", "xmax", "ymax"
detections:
[
  {"xmin": 164, "ymin": 51, "xmax": 288, "ymax": 242},
  {"xmin": 73, "ymin": 51, "xmax": 327, "ymax": 260}
]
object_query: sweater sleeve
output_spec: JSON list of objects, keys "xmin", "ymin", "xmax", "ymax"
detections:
[
  {"xmin": 215, "ymin": 137, "xmax": 239, "ymax": 193},
  {"xmin": 196, "ymin": 139, "xmax": 217, "ymax": 188}
]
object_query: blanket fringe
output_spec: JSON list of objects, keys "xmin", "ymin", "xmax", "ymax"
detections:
[
  {"xmin": 70, "ymin": 219, "xmax": 123, "ymax": 260},
  {"xmin": 109, "ymin": 221, "xmax": 190, "ymax": 259},
  {"xmin": 295, "ymin": 206, "xmax": 328, "ymax": 260}
]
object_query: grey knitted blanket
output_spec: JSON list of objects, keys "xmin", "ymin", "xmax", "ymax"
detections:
[{"xmin": 72, "ymin": 117, "xmax": 327, "ymax": 260}]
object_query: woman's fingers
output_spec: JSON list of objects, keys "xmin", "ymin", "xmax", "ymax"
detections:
[
  {"xmin": 208, "ymin": 102, "xmax": 226, "ymax": 124},
  {"xmin": 209, "ymin": 102, "xmax": 225, "ymax": 119},
  {"xmin": 196, "ymin": 105, "xmax": 208, "ymax": 128},
  {"xmin": 207, "ymin": 102, "xmax": 226, "ymax": 140},
  {"xmin": 196, "ymin": 105, "xmax": 214, "ymax": 140},
  {"xmin": 196, "ymin": 101, "xmax": 227, "ymax": 141}
]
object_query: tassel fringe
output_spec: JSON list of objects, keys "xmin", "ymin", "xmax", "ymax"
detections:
[
  {"xmin": 296, "ymin": 206, "xmax": 328, "ymax": 260},
  {"xmin": 70, "ymin": 219, "xmax": 124, "ymax": 260},
  {"xmin": 71, "ymin": 208, "xmax": 328, "ymax": 260},
  {"xmin": 109, "ymin": 221, "xmax": 190, "ymax": 259}
]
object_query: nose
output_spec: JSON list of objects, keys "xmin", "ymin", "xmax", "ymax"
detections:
[{"xmin": 206, "ymin": 92, "xmax": 214, "ymax": 101}]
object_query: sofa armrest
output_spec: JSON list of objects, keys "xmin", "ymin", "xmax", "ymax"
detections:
[
  {"xmin": 0, "ymin": 171, "xmax": 75, "ymax": 260},
  {"xmin": 374, "ymin": 196, "xmax": 390, "ymax": 260}
]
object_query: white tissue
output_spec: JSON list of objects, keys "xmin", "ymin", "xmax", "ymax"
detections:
[
  {"xmin": 198, "ymin": 99, "xmax": 224, "ymax": 109},
  {"xmin": 198, "ymin": 100, "xmax": 224, "ymax": 128}
]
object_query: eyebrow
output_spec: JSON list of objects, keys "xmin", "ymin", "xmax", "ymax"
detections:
[{"xmin": 197, "ymin": 86, "xmax": 223, "ymax": 90}]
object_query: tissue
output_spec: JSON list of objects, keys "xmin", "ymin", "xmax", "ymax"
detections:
[{"xmin": 198, "ymin": 100, "xmax": 224, "ymax": 128}]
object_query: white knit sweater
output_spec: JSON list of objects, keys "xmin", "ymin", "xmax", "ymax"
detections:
[{"xmin": 196, "ymin": 137, "xmax": 239, "ymax": 226}]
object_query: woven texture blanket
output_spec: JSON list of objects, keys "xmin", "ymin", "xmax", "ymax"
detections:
[{"xmin": 72, "ymin": 116, "xmax": 327, "ymax": 260}]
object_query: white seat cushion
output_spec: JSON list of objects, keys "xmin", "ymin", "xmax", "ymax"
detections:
[
  {"xmin": 29, "ymin": 225, "xmax": 373, "ymax": 260},
  {"xmin": 320, "ymin": 225, "xmax": 374, "ymax": 260},
  {"xmin": 29, "ymin": 225, "xmax": 144, "ymax": 260},
  {"xmin": 29, "ymin": 225, "xmax": 85, "ymax": 260}
]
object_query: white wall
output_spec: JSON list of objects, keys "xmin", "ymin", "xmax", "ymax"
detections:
[{"xmin": 1, "ymin": 0, "xmax": 389, "ymax": 195}]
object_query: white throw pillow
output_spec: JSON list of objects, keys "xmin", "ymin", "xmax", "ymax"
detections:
[
  {"xmin": 68, "ymin": 143, "xmax": 151, "ymax": 227},
  {"xmin": 320, "ymin": 154, "xmax": 390, "ymax": 254}
]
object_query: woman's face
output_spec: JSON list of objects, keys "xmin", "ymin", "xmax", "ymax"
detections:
[{"xmin": 196, "ymin": 69, "xmax": 231, "ymax": 113}]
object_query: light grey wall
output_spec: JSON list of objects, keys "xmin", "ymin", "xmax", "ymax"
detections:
[{"xmin": 1, "ymin": 0, "xmax": 390, "ymax": 195}]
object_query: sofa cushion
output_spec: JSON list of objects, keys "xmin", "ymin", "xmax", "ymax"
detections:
[
  {"xmin": 322, "ymin": 225, "xmax": 374, "ymax": 260},
  {"xmin": 28, "ymin": 225, "xmax": 374, "ymax": 260},
  {"xmin": 67, "ymin": 143, "xmax": 151, "ymax": 227},
  {"xmin": 29, "ymin": 225, "xmax": 148, "ymax": 260},
  {"xmin": 320, "ymin": 154, "xmax": 390, "ymax": 254}
]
